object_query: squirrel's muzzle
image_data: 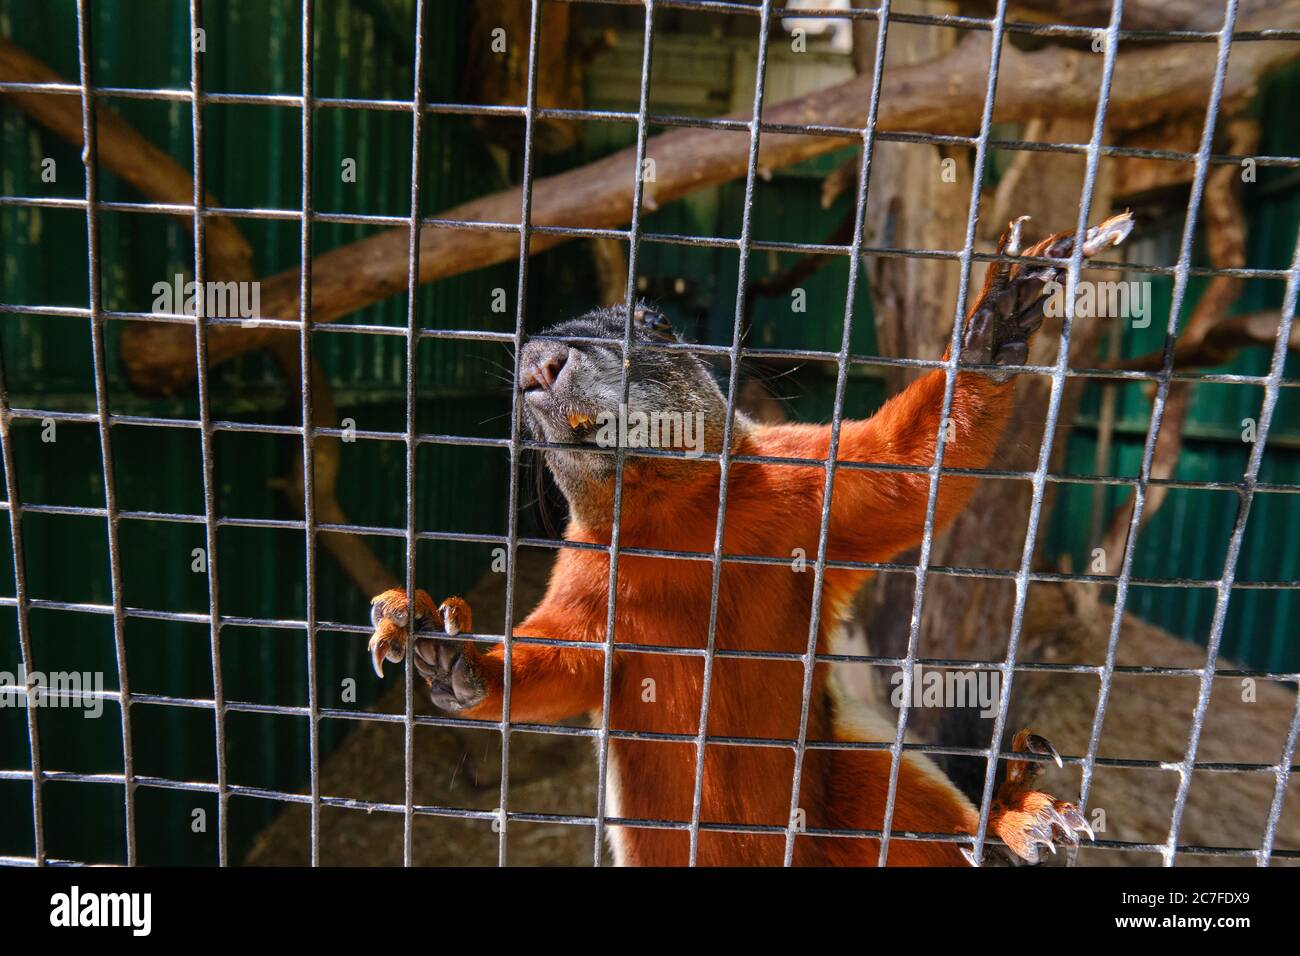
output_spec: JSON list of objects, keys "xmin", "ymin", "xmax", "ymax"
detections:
[{"xmin": 519, "ymin": 341, "xmax": 572, "ymax": 393}]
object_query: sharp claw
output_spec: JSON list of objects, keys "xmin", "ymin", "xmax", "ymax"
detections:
[
  {"xmin": 369, "ymin": 636, "xmax": 387, "ymax": 679},
  {"xmin": 1047, "ymin": 806, "xmax": 1073, "ymax": 834},
  {"xmin": 960, "ymin": 846, "xmax": 981, "ymax": 867},
  {"xmin": 1006, "ymin": 215, "xmax": 1029, "ymax": 256},
  {"xmin": 1082, "ymin": 211, "xmax": 1135, "ymax": 257},
  {"xmin": 1053, "ymin": 820, "xmax": 1081, "ymax": 848},
  {"xmin": 1023, "ymin": 733, "xmax": 1064, "ymax": 768},
  {"xmin": 1060, "ymin": 805, "xmax": 1095, "ymax": 841}
]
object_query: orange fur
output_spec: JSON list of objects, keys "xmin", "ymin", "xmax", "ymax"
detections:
[
  {"xmin": 452, "ymin": 367, "xmax": 1016, "ymax": 865},
  {"xmin": 385, "ymin": 216, "xmax": 1136, "ymax": 864}
]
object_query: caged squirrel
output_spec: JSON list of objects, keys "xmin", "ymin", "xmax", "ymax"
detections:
[{"xmin": 366, "ymin": 211, "xmax": 1135, "ymax": 866}]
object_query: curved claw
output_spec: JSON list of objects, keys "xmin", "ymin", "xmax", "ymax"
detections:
[
  {"xmin": 367, "ymin": 617, "xmax": 406, "ymax": 678},
  {"xmin": 365, "ymin": 590, "xmax": 480, "ymax": 715},
  {"xmin": 1081, "ymin": 211, "xmax": 1135, "ymax": 257},
  {"xmin": 1058, "ymin": 803, "xmax": 1095, "ymax": 841},
  {"xmin": 992, "ymin": 729, "xmax": 1093, "ymax": 864},
  {"xmin": 438, "ymin": 596, "xmax": 472, "ymax": 637},
  {"xmin": 1022, "ymin": 732, "xmax": 1064, "ymax": 768},
  {"xmin": 1005, "ymin": 214, "xmax": 1029, "ymax": 257}
]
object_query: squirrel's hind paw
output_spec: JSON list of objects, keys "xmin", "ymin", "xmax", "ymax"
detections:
[{"xmin": 987, "ymin": 729, "xmax": 1093, "ymax": 865}]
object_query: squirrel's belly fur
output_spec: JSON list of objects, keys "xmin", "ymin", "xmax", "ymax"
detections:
[
  {"xmin": 551, "ymin": 419, "xmax": 990, "ymax": 866},
  {"xmin": 372, "ymin": 221, "xmax": 1135, "ymax": 864},
  {"xmin": 378, "ymin": 363, "xmax": 1090, "ymax": 865},
  {"xmin": 600, "ymin": 639, "xmax": 980, "ymax": 865}
]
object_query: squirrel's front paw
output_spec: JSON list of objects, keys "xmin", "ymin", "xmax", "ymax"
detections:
[
  {"xmin": 368, "ymin": 590, "xmax": 482, "ymax": 711},
  {"xmin": 983, "ymin": 729, "xmax": 1093, "ymax": 865},
  {"xmin": 411, "ymin": 606, "xmax": 485, "ymax": 713},
  {"xmin": 962, "ymin": 211, "xmax": 1134, "ymax": 382}
]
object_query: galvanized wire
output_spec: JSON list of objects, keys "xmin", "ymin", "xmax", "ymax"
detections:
[
  {"xmin": 298, "ymin": 0, "xmax": 322, "ymax": 867},
  {"xmin": 873, "ymin": 0, "xmax": 1019, "ymax": 867},
  {"xmin": 967, "ymin": 0, "xmax": 1129, "ymax": 867},
  {"xmin": 0, "ymin": 315, "xmax": 43, "ymax": 867},
  {"xmin": 592, "ymin": 0, "xmax": 660, "ymax": 866},
  {"xmin": 687, "ymin": 0, "xmax": 775, "ymax": 866},
  {"xmin": 496, "ymin": 0, "xmax": 547, "ymax": 869},
  {"xmin": 1160, "ymin": 216, "xmax": 1299, "ymax": 863},
  {"xmin": 187, "ymin": 0, "xmax": 230, "ymax": 866},
  {"xmin": 0, "ymin": 0, "xmax": 1297, "ymax": 869},
  {"xmin": 74, "ymin": 0, "xmax": 137, "ymax": 867},
  {"xmin": 400, "ymin": 0, "xmax": 430, "ymax": 868},
  {"xmin": 1073, "ymin": 0, "xmax": 1246, "ymax": 868},
  {"xmin": 781, "ymin": 0, "xmax": 895, "ymax": 867}
]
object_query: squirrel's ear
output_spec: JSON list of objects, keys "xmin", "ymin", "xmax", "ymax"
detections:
[{"xmin": 632, "ymin": 304, "xmax": 677, "ymax": 342}]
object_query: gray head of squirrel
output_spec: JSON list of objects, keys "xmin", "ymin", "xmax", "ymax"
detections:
[{"xmin": 518, "ymin": 303, "xmax": 732, "ymax": 508}]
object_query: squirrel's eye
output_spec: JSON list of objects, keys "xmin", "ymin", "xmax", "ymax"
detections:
[{"xmin": 634, "ymin": 307, "xmax": 674, "ymax": 341}]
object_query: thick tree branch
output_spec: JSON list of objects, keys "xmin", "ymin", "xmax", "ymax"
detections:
[
  {"xmin": 104, "ymin": 0, "xmax": 1298, "ymax": 392},
  {"xmin": 1107, "ymin": 309, "xmax": 1300, "ymax": 371},
  {"xmin": 0, "ymin": 37, "xmax": 254, "ymax": 284},
  {"xmin": 0, "ymin": 36, "xmax": 400, "ymax": 599},
  {"xmin": 961, "ymin": 0, "xmax": 1251, "ymax": 32},
  {"xmin": 4, "ymin": 2, "xmax": 1296, "ymax": 395}
]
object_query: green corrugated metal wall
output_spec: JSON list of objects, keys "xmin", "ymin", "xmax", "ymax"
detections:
[
  {"xmin": 1047, "ymin": 65, "xmax": 1300, "ymax": 670},
  {"xmin": 0, "ymin": 4, "xmax": 1296, "ymax": 866},
  {"xmin": 0, "ymin": 0, "xmax": 516, "ymax": 864}
]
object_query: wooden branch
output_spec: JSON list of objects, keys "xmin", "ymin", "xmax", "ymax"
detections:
[
  {"xmin": 1106, "ymin": 309, "xmax": 1299, "ymax": 372},
  {"xmin": 1100, "ymin": 118, "xmax": 1259, "ymax": 559},
  {"xmin": 100, "ymin": 0, "xmax": 1299, "ymax": 394},
  {"xmin": 5, "ymin": 2, "xmax": 1296, "ymax": 395},
  {"xmin": 268, "ymin": 342, "xmax": 401, "ymax": 598},
  {"xmin": 1100, "ymin": 380, "xmax": 1194, "ymax": 561},
  {"xmin": 0, "ymin": 37, "xmax": 403, "ymax": 601},
  {"xmin": 0, "ymin": 37, "xmax": 254, "ymax": 284},
  {"xmin": 589, "ymin": 237, "xmax": 629, "ymax": 309},
  {"xmin": 961, "ymin": 0, "xmax": 1249, "ymax": 32}
]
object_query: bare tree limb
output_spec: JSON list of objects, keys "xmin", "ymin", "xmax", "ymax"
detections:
[
  {"xmin": 589, "ymin": 237, "xmax": 629, "ymax": 309},
  {"xmin": 1100, "ymin": 118, "xmax": 1259, "ymax": 559},
  {"xmin": 1099, "ymin": 379, "xmax": 1195, "ymax": 561},
  {"xmin": 0, "ymin": 37, "xmax": 254, "ymax": 284},
  {"xmin": 16, "ymin": 0, "xmax": 1280, "ymax": 394},
  {"xmin": 268, "ymin": 343, "xmax": 401, "ymax": 597},
  {"xmin": 960, "ymin": 0, "xmax": 1249, "ymax": 32},
  {"xmin": 1106, "ymin": 309, "xmax": 1300, "ymax": 371},
  {"xmin": 0, "ymin": 36, "xmax": 402, "ymax": 600}
]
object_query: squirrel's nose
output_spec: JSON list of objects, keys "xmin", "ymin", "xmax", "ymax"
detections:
[{"xmin": 519, "ymin": 343, "xmax": 570, "ymax": 393}]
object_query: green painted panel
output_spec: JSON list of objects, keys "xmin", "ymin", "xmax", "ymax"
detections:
[{"xmin": 0, "ymin": 0, "xmax": 512, "ymax": 864}]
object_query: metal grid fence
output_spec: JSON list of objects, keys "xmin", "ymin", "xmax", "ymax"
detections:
[{"xmin": 0, "ymin": 0, "xmax": 1298, "ymax": 867}]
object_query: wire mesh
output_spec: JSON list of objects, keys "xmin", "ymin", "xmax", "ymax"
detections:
[{"xmin": 0, "ymin": 0, "xmax": 1297, "ymax": 868}]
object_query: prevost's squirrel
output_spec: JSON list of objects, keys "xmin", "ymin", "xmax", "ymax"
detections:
[{"xmin": 367, "ymin": 212, "xmax": 1134, "ymax": 866}]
